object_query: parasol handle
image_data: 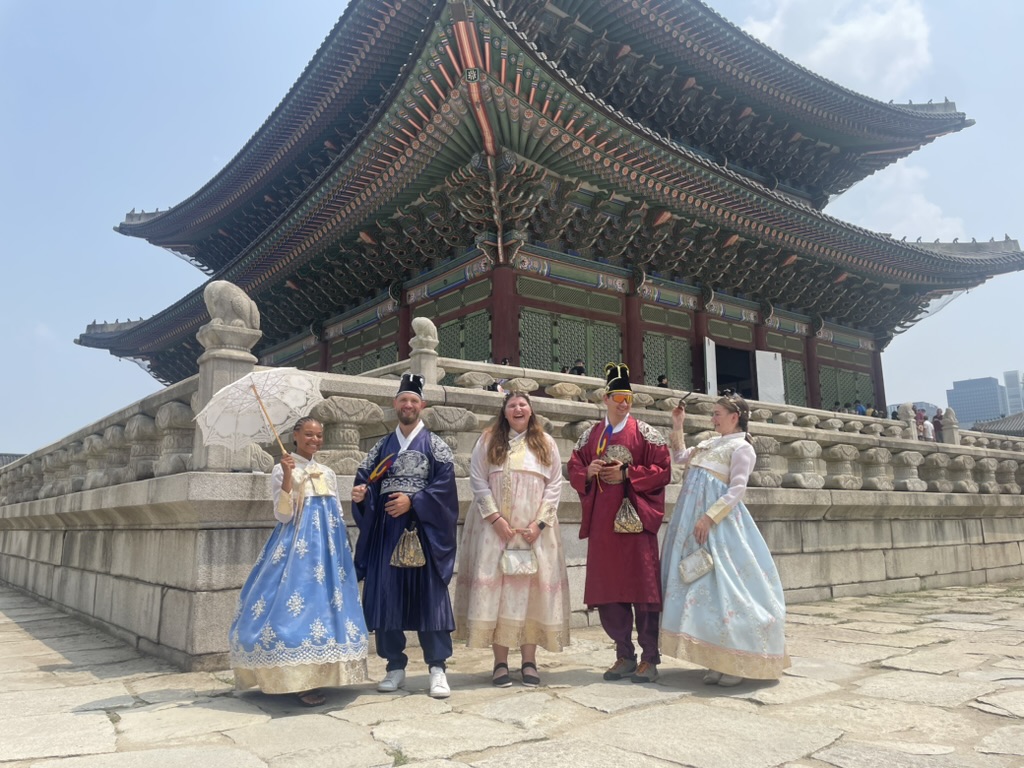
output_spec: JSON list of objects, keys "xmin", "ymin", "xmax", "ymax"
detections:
[{"xmin": 251, "ymin": 385, "xmax": 289, "ymax": 456}]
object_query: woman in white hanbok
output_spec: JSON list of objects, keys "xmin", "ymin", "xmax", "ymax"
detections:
[
  {"xmin": 660, "ymin": 395, "xmax": 789, "ymax": 687},
  {"xmin": 229, "ymin": 417, "xmax": 369, "ymax": 705},
  {"xmin": 454, "ymin": 392, "xmax": 570, "ymax": 687}
]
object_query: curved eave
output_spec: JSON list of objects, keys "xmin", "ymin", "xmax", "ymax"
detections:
[
  {"xmin": 85, "ymin": 1, "xmax": 1024, "ymax": 371},
  {"xmin": 534, "ymin": 0, "xmax": 971, "ymax": 143},
  {"xmin": 483, "ymin": 6, "xmax": 1023, "ymax": 281},
  {"xmin": 114, "ymin": 0, "xmax": 442, "ymax": 247}
]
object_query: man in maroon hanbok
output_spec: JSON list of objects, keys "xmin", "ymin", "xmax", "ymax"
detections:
[{"xmin": 568, "ymin": 363, "xmax": 671, "ymax": 683}]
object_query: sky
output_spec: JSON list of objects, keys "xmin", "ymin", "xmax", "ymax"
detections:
[{"xmin": 1, "ymin": 0, "xmax": 1022, "ymax": 453}]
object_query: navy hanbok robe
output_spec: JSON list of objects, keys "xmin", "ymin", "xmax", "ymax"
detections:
[{"xmin": 353, "ymin": 426, "xmax": 459, "ymax": 632}]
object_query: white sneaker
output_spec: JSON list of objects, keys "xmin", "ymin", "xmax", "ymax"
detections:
[
  {"xmin": 428, "ymin": 666, "xmax": 450, "ymax": 699},
  {"xmin": 717, "ymin": 674, "xmax": 744, "ymax": 687},
  {"xmin": 377, "ymin": 669, "xmax": 405, "ymax": 693}
]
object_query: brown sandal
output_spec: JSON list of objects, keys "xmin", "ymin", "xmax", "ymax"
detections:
[{"xmin": 296, "ymin": 689, "xmax": 326, "ymax": 706}]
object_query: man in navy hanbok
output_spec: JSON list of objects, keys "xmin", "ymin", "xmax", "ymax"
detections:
[{"xmin": 351, "ymin": 373, "xmax": 459, "ymax": 698}]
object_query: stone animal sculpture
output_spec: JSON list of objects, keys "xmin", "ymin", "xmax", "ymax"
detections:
[{"xmin": 204, "ymin": 280, "xmax": 260, "ymax": 330}]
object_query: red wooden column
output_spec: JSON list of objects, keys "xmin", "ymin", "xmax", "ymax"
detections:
[
  {"xmin": 490, "ymin": 264, "xmax": 518, "ymax": 364},
  {"xmin": 624, "ymin": 292, "xmax": 644, "ymax": 380},
  {"xmin": 871, "ymin": 347, "xmax": 887, "ymax": 414},
  {"xmin": 805, "ymin": 335, "xmax": 821, "ymax": 409},
  {"xmin": 397, "ymin": 300, "xmax": 412, "ymax": 360},
  {"xmin": 317, "ymin": 338, "xmax": 330, "ymax": 372}
]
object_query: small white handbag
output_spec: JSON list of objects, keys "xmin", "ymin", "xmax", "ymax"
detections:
[{"xmin": 679, "ymin": 547, "xmax": 714, "ymax": 584}]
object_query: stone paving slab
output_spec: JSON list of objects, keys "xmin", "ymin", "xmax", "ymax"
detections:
[
  {"xmin": 0, "ymin": 712, "xmax": 116, "ymax": 762},
  {"xmin": 0, "ymin": 580, "xmax": 1023, "ymax": 767}
]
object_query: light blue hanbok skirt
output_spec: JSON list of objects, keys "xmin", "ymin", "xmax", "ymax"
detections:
[
  {"xmin": 230, "ymin": 494, "xmax": 368, "ymax": 693},
  {"xmin": 660, "ymin": 468, "xmax": 789, "ymax": 679}
]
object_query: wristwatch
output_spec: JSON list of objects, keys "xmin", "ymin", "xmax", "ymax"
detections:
[{"xmin": 537, "ymin": 520, "xmax": 547, "ymax": 530}]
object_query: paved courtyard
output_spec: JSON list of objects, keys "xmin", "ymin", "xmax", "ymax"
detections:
[{"xmin": 1, "ymin": 581, "xmax": 1022, "ymax": 767}]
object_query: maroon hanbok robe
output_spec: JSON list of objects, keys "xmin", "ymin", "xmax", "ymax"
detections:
[{"xmin": 568, "ymin": 416, "xmax": 671, "ymax": 607}]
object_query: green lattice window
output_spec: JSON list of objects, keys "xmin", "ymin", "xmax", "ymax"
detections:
[
  {"xmin": 819, "ymin": 365, "xmax": 874, "ymax": 409},
  {"xmin": 783, "ymin": 359, "xmax": 807, "ymax": 407},
  {"xmin": 437, "ymin": 311, "xmax": 491, "ymax": 384},
  {"xmin": 520, "ymin": 309, "xmax": 554, "ymax": 372},
  {"xmin": 643, "ymin": 333, "xmax": 692, "ymax": 389},
  {"xmin": 519, "ymin": 308, "xmax": 621, "ymax": 374}
]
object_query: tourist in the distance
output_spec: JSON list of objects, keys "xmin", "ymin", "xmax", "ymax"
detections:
[
  {"xmin": 660, "ymin": 394, "xmax": 789, "ymax": 687},
  {"xmin": 455, "ymin": 392, "xmax": 570, "ymax": 687},
  {"xmin": 933, "ymin": 409, "xmax": 945, "ymax": 443},
  {"xmin": 229, "ymin": 417, "xmax": 369, "ymax": 706}
]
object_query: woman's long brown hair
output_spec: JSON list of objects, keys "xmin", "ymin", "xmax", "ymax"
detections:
[{"xmin": 486, "ymin": 392, "xmax": 552, "ymax": 467}]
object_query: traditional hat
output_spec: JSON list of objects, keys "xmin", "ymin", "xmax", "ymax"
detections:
[
  {"xmin": 396, "ymin": 373, "xmax": 425, "ymax": 400},
  {"xmin": 604, "ymin": 362, "xmax": 631, "ymax": 393}
]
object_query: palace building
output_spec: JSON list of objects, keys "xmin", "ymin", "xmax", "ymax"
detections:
[{"xmin": 78, "ymin": 0, "xmax": 1024, "ymax": 408}]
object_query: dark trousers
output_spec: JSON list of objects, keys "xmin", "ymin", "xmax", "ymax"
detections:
[
  {"xmin": 376, "ymin": 629, "xmax": 452, "ymax": 671},
  {"xmin": 597, "ymin": 603, "xmax": 661, "ymax": 665}
]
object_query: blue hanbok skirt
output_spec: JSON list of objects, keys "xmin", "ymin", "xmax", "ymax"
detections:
[
  {"xmin": 660, "ymin": 468, "xmax": 789, "ymax": 679},
  {"xmin": 230, "ymin": 494, "xmax": 368, "ymax": 693}
]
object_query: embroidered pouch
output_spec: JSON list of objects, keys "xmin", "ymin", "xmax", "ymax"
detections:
[
  {"xmin": 613, "ymin": 495, "xmax": 643, "ymax": 534},
  {"xmin": 679, "ymin": 547, "xmax": 714, "ymax": 583},
  {"xmin": 500, "ymin": 544, "xmax": 538, "ymax": 576},
  {"xmin": 390, "ymin": 524, "xmax": 426, "ymax": 568}
]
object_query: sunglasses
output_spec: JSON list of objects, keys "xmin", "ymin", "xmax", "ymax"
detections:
[{"xmin": 608, "ymin": 393, "xmax": 633, "ymax": 404}]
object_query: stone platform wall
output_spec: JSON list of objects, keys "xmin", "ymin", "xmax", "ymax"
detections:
[
  {"xmin": 1, "ymin": 470, "xmax": 1022, "ymax": 671},
  {"xmin": 2, "ymin": 309, "xmax": 1023, "ymax": 670}
]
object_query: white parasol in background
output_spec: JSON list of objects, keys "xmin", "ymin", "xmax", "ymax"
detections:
[{"xmin": 194, "ymin": 368, "xmax": 324, "ymax": 455}]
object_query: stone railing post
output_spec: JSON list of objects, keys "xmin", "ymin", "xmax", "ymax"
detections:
[
  {"xmin": 920, "ymin": 453, "xmax": 952, "ymax": 493},
  {"xmin": 39, "ymin": 450, "xmax": 65, "ymax": 499},
  {"xmin": 546, "ymin": 382, "xmax": 584, "ymax": 402},
  {"xmin": 822, "ymin": 444, "xmax": 862, "ymax": 490},
  {"xmin": 83, "ymin": 433, "xmax": 108, "ymax": 490},
  {"xmin": 421, "ymin": 406, "xmax": 479, "ymax": 477},
  {"xmin": 22, "ymin": 460, "xmax": 42, "ymax": 503},
  {"xmin": 942, "ymin": 407, "xmax": 961, "ymax": 445},
  {"xmin": 997, "ymin": 460, "xmax": 1020, "ymax": 495},
  {"xmin": 859, "ymin": 447, "xmax": 894, "ymax": 491},
  {"xmin": 125, "ymin": 414, "xmax": 160, "ymax": 481},
  {"xmin": 155, "ymin": 402, "xmax": 195, "ymax": 477},
  {"xmin": 782, "ymin": 440, "xmax": 825, "ymax": 489},
  {"xmin": 949, "ymin": 455, "xmax": 978, "ymax": 493},
  {"xmin": 67, "ymin": 441, "xmax": 87, "ymax": 494},
  {"xmin": 409, "ymin": 317, "xmax": 441, "ymax": 386},
  {"xmin": 748, "ymin": 435, "xmax": 784, "ymax": 488},
  {"xmin": 103, "ymin": 425, "xmax": 131, "ymax": 487},
  {"xmin": 191, "ymin": 281, "xmax": 263, "ymax": 471},
  {"xmin": 311, "ymin": 397, "xmax": 385, "ymax": 475},
  {"xmin": 891, "ymin": 451, "xmax": 926, "ymax": 491},
  {"xmin": 974, "ymin": 457, "xmax": 999, "ymax": 494}
]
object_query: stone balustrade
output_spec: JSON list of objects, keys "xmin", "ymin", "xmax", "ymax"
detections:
[{"xmin": 2, "ymin": 307, "xmax": 1023, "ymax": 670}]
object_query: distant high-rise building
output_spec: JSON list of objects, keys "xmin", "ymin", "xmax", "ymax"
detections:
[
  {"xmin": 1003, "ymin": 370, "xmax": 1024, "ymax": 415},
  {"xmin": 947, "ymin": 378, "xmax": 1008, "ymax": 428}
]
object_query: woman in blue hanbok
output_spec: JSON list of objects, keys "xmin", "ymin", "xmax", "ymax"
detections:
[
  {"xmin": 660, "ymin": 395, "xmax": 789, "ymax": 686},
  {"xmin": 230, "ymin": 417, "xmax": 369, "ymax": 705}
]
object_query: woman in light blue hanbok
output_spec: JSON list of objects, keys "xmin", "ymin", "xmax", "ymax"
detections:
[
  {"xmin": 230, "ymin": 417, "xmax": 369, "ymax": 705},
  {"xmin": 660, "ymin": 395, "xmax": 788, "ymax": 687}
]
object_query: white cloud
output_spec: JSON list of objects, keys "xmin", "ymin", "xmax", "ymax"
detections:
[
  {"xmin": 827, "ymin": 163, "xmax": 965, "ymax": 242},
  {"xmin": 739, "ymin": 0, "xmax": 930, "ymax": 97}
]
